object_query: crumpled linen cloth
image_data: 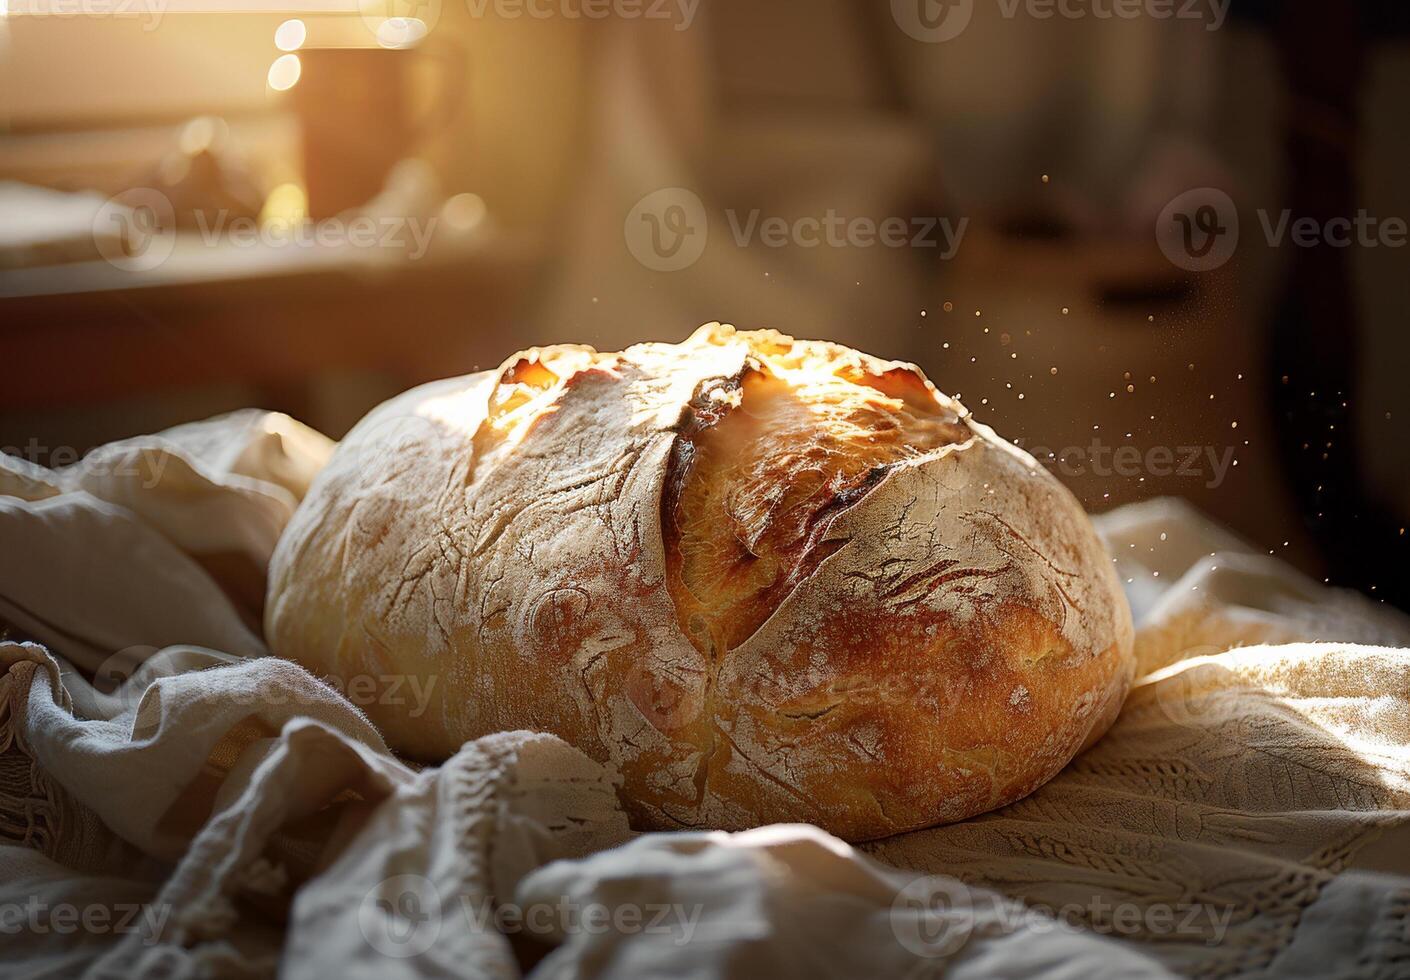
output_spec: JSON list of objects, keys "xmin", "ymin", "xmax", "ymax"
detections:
[{"xmin": 2, "ymin": 412, "xmax": 1408, "ymax": 979}]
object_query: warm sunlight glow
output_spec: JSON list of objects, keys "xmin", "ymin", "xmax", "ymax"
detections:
[
  {"xmin": 274, "ymin": 19, "xmax": 307, "ymax": 52},
  {"xmin": 729, "ymin": 824, "xmax": 857, "ymax": 859},
  {"xmin": 442, "ymin": 193, "xmax": 488, "ymax": 233},
  {"xmin": 178, "ymin": 116, "xmax": 226, "ymax": 156},
  {"xmin": 259, "ymin": 182, "xmax": 308, "ymax": 230},
  {"xmin": 266, "ymin": 54, "xmax": 302, "ymax": 92},
  {"xmin": 418, "ymin": 391, "xmax": 488, "ymax": 436}
]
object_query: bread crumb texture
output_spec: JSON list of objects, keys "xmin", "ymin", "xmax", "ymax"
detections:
[{"xmin": 265, "ymin": 323, "xmax": 1135, "ymax": 841}]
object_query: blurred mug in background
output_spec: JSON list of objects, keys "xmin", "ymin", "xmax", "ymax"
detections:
[{"xmin": 290, "ymin": 31, "xmax": 464, "ymax": 219}]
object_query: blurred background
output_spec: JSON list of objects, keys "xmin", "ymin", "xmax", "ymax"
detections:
[{"xmin": 1, "ymin": 0, "xmax": 1407, "ymax": 608}]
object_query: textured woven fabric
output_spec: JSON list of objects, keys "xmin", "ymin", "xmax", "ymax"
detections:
[{"xmin": 1, "ymin": 413, "xmax": 1407, "ymax": 978}]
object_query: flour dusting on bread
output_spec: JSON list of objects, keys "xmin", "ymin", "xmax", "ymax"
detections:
[{"xmin": 266, "ymin": 323, "xmax": 1134, "ymax": 841}]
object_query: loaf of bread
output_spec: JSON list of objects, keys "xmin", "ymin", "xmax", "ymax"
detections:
[{"xmin": 265, "ymin": 324, "xmax": 1134, "ymax": 841}]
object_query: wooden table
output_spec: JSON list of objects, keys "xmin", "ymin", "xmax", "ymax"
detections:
[{"xmin": 0, "ymin": 230, "xmax": 543, "ymax": 431}]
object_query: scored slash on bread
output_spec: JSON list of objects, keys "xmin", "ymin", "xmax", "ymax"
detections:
[{"xmin": 265, "ymin": 323, "xmax": 1134, "ymax": 841}]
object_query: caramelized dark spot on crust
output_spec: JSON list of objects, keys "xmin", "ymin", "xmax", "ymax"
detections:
[{"xmin": 662, "ymin": 340, "xmax": 970, "ymax": 661}]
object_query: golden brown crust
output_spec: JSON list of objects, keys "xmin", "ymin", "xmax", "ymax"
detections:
[
  {"xmin": 663, "ymin": 359, "xmax": 970, "ymax": 659},
  {"xmin": 265, "ymin": 323, "xmax": 1135, "ymax": 841}
]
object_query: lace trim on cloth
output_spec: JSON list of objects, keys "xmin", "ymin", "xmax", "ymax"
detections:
[
  {"xmin": 1, "ymin": 659, "xmax": 70, "ymax": 858},
  {"xmin": 0, "ymin": 647, "xmax": 138, "ymax": 879}
]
